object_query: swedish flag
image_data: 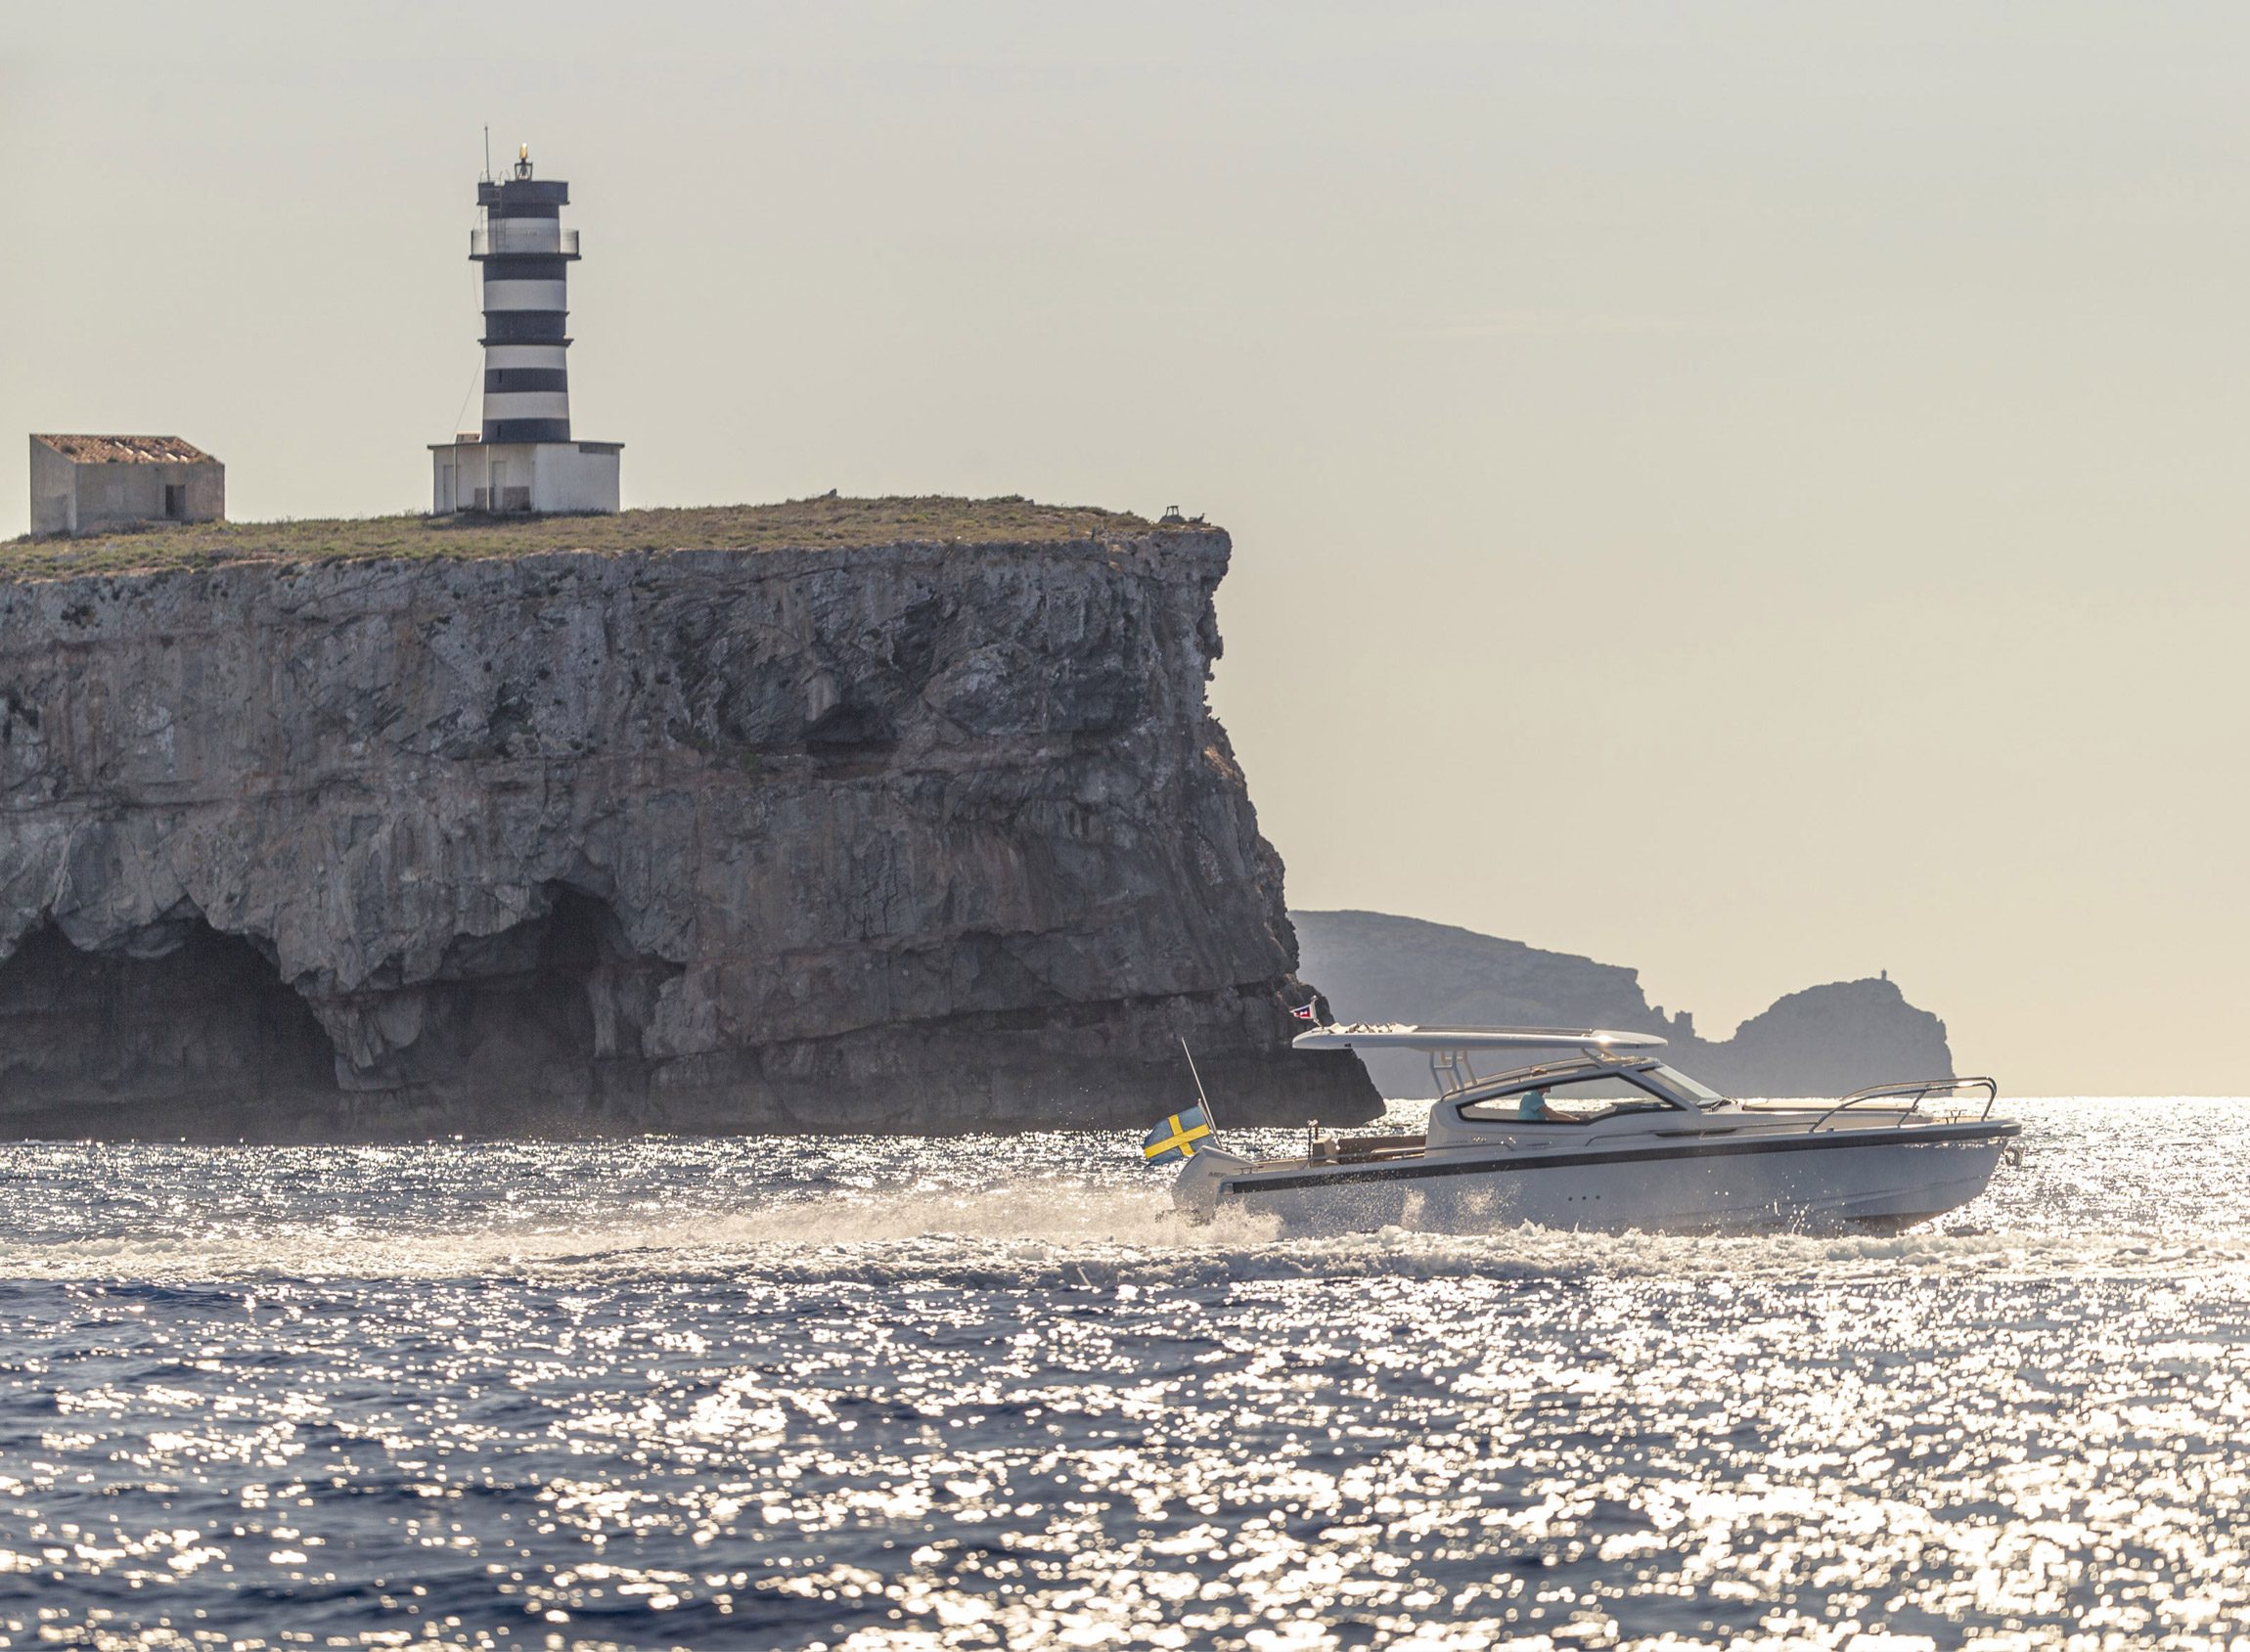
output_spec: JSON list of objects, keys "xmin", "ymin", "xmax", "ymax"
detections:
[{"xmin": 1142, "ymin": 1103, "xmax": 1215, "ymax": 1165}]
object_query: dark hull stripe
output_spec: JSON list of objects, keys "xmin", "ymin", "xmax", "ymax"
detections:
[
  {"xmin": 485, "ymin": 368, "xmax": 570, "ymax": 393},
  {"xmin": 482, "ymin": 418, "xmax": 573, "ymax": 443},
  {"xmin": 1226, "ymin": 1122, "xmax": 2020, "ymax": 1196},
  {"xmin": 482, "ymin": 311, "xmax": 569, "ymax": 343}
]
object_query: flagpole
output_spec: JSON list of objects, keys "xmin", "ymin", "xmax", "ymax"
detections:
[{"xmin": 1179, "ymin": 1036, "xmax": 1218, "ymax": 1137}]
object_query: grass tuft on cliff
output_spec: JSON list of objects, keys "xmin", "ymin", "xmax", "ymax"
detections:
[{"xmin": 0, "ymin": 495, "xmax": 1172, "ymax": 581}]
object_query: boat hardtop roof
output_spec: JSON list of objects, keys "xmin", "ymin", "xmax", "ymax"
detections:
[{"xmin": 1291, "ymin": 1024, "xmax": 1667, "ymax": 1054}]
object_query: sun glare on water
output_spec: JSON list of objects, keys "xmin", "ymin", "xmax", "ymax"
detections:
[{"xmin": 2, "ymin": 1098, "xmax": 2247, "ymax": 1649}]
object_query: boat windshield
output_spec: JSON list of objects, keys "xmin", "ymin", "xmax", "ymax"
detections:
[
  {"xmin": 1459, "ymin": 1070, "xmax": 1682, "ymax": 1124},
  {"xmin": 1646, "ymin": 1064, "xmax": 1730, "ymax": 1107}
]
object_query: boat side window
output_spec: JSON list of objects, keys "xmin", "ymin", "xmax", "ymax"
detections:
[
  {"xmin": 1640, "ymin": 1064, "xmax": 1732, "ymax": 1108},
  {"xmin": 1458, "ymin": 1073, "xmax": 1676, "ymax": 1126}
]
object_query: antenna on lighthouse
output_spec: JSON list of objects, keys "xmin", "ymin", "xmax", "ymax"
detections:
[{"xmin": 481, "ymin": 125, "xmax": 492, "ymax": 183}]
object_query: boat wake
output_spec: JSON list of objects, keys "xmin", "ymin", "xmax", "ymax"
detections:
[{"xmin": 7, "ymin": 1177, "xmax": 2246, "ymax": 1290}]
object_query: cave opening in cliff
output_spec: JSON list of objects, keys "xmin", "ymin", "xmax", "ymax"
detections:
[
  {"xmin": 397, "ymin": 885, "xmax": 681, "ymax": 1112},
  {"xmin": 0, "ymin": 920, "xmax": 339, "ymax": 1132}
]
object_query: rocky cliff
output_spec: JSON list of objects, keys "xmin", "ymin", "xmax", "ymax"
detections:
[
  {"xmin": 1293, "ymin": 909, "xmax": 1954, "ymax": 1099},
  {"xmin": 0, "ymin": 499, "xmax": 1379, "ymax": 1138}
]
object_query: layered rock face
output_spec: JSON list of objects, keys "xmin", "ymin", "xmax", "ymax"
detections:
[
  {"xmin": 0, "ymin": 523, "xmax": 1378, "ymax": 1137},
  {"xmin": 1294, "ymin": 909, "xmax": 1954, "ymax": 1099}
]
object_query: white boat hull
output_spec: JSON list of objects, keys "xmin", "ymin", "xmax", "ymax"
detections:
[{"xmin": 1182, "ymin": 1122, "xmax": 2017, "ymax": 1236}]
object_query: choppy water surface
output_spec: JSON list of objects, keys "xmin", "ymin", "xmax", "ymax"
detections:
[{"xmin": 2, "ymin": 1099, "xmax": 2247, "ymax": 1651}]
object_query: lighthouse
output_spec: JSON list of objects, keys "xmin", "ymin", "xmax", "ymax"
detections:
[{"xmin": 429, "ymin": 145, "xmax": 622, "ymax": 515}]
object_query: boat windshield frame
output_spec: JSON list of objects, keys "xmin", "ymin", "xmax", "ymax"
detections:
[
  {"xmin": 1642, "ymin": 1063, "xmax": 1732, "ymax": 1108},
  {"xmin": 1449, "ymin": 1062, "xmax": 1691, "ymax": 1125},
  {"xmin": 1440, "ymin": 1049, "xmax": 1719, "ymax": 1097}
]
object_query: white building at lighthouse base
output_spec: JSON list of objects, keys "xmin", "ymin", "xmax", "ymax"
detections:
[{"xmin": 429, "ymin": 435, "xmax": 622, "ymax": 515}]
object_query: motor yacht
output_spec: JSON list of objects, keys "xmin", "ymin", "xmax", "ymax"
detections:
[{"xmin": 1173, "ymin": 1025, "xmax": 2017, "ymax": 1234}]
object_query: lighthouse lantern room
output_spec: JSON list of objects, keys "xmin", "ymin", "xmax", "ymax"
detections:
[{"xmin": 429, "ymin": 146, "xmax": 622, "ymax": 515}]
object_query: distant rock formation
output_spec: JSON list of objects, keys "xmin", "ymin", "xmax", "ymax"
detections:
[
  {"xmin": 1292, "ymin": 909, "xmax": 1954, "ymax": 1099},
  {"xmin": 0, "ymin": 501, "xmax": 1380, "ymax": 1139},
  {"xmin": 1703, "ymin": 978, "xmax": 1954, "ymax": 1100}
]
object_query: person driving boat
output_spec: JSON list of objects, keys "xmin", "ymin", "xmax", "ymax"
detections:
[{"xmin": 1516, "ymin": 1088, "xmax": 1553, "ymax": 1121}]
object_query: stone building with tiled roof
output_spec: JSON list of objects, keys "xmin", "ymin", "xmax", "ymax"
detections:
[{"xmin": 28, "ymin": 434, "xmax": 225, "ymax": 537}]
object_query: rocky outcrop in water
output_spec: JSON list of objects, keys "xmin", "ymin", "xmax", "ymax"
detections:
[
  {"xmin": 0, "ymin": 509, "xmax": 1378, "ymax": 1138},
  {"xmin": 1293, "ymin": 909, "xmax": 1954, "ymax": 1099}
]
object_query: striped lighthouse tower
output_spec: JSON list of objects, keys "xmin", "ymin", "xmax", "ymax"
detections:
[
  {"xmin": 476, "ymin": 146, "xmax": 575, "ymax": 442},
  {"xmin": 430, "ymin": 144, "xmax": 621, "ymax": 514}
]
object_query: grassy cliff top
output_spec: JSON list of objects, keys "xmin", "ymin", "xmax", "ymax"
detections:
[{"xmin": 0, "ymin": 496, "xmax": 1185, "ymax": 582}]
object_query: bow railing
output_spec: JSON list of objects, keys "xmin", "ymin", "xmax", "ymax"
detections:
[{"xmin": 1808, "ymin": 1076, "xmax": 1999, "ymax": 1134}]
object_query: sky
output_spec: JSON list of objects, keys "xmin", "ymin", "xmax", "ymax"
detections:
[{"xmin": 5, "ymin": 3, "xmax": 2247, "ymax": 1094}]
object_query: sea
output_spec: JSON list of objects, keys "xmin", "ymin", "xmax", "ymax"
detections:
[{"xmin": 1, "ymin": 1097, "xmax": 2245, "ymax": 1652}]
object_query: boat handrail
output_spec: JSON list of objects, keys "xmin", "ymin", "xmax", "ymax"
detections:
[
  {"xmin": 1238, "ymin": 1133, "xmax": 1430, "ymax": 1173},
  {"xmin": 1807, "ymin": 1076, "xmax": 1998, "ymax": 1133}
]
